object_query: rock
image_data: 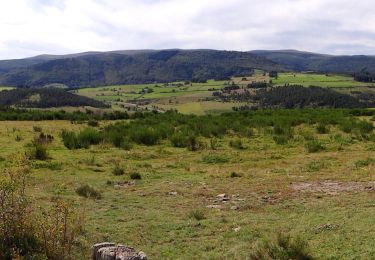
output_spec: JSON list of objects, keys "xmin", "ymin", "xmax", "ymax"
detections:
[
  {"xmin": 206, "ymin": 204, "xmax": 222, "ymax": 209},
  {"xmin": 230, "ymin": 205, "xmax": 239, "ymax": 210},
  {"xmin": 233, "ymin": 227, "xmax": 241, "ymax": 232},
  {"xmin": 92, "ymin": 243, "xmax": 147, "ymax": 260},
  {"xmin": 168, "ymin": 191, "xmax": 178, "ymax": 196},
  {"xmin": 217, "ymin": 194, "xmax": 230, "ymax": 202}
]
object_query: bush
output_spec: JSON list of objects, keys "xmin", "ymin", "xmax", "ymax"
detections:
[
  {"xmin": 355, "ymin": 158, "xmax": 375, "ymax": 168},
  {"xmin": 229, "ymin": 138, "xmax": 245, "ymax": 149},
  {"xmin": 0, "ymin": 156, "xmax": 85, "ymax": 259},
  {"xmin": 87, "ymin": 120, "xmax": 99, "ymax": 127},
  {"xmin": 75, "ymin": 184, "xmax": 102, "ymax": 199},
  {"xmin": 201, "ymin": 154, "xmax": 230, "ymax": 164},
  {"xmin": 32, "ymin": 143, "xmax": 49, "ymax": 160},
  {"xmin": 357, "ymin": 120, "xmax": 374, "ymax": 134},
  {"xmin": 130, "ymin": 172, "xmax": 142, "ymax": 180},
  {"xmin": 210, "ymin": 138, "xmax": 219, "ymax": 150},
  {"xmin": 273, "ymin": 135, "xmax": 290, "ymax": 145},
  {"xmin": 316, "ymin": 123, "xmax": 329, "ymax": 134},
  {"xmin": 0, "ymin": 157, "xmax": 41, "ymax": 259},
  {"xmin": 113, "ymin": 165, "xmax": 125, "ymax": 176},
  {"xmin": 33, "ymin": 126, "xmax": 42, "ymax": 132},
  {"xmin": 170, "ymin": 131, "xmax": 189, "ymax": 148},
  {"xmin": 230, "ymin": 172, "xmax": 242, "ymax": 178},
  {"xmin": 61, "ymin": 128, "xmax": 102, "ymax": 149},
  {"xmin": 188, "ymin": 209, "xmax": 206, "ymax": 221},
  {"xmin": 305, "ymin": 140, "xmax": 325, "ymax": 153},
  {"xmin": 250, "ymin": 233, "xmax": 313, "ymax": 260}
]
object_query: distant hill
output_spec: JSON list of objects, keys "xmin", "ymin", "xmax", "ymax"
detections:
[
  {"xmin": 250, "ymin": 50, "xmax": 375, "ymax": 74},
  {"xmin": 0, "ymin": 50, "xmax": 284, "ymax": 88},
  {"xmin": 0, "ymin": 88, "xmax": 107, "ymax": 108},
  {"xmin": 2, "ymin": 49, "xmax": 375, "ymax": 88}
]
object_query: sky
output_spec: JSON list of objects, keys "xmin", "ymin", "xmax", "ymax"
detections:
[{"xmin": 0, "ymin": 0, "xmax": 375, "ymax": 59}]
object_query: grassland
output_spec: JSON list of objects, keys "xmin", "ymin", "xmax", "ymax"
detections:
[
  {"xmin": 0, "ymin": 110, "xmax": 374, "ymax": 259},
  {"xmin": 273, "ymin": 73, "xmax": 375, "ymax": 88}
]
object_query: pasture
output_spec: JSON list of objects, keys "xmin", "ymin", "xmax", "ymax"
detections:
[{"xmin": 0, "ymin": 109, "xmax": 374, "ymax": 259}]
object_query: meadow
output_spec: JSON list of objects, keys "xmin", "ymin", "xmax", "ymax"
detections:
[
  {"xmin": 0, "ymin": 109, "xmax": 374, "ymax": 259},
  {"xmin": 273, "ymin": 73, "xmax": 375, "ymax": 88}
]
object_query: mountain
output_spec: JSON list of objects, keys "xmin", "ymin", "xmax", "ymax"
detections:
[
  {"xmin": 0, "ymin": 50, "xmax": 284, "ymax": 88},
  {"xmin": 249, "ymin": 50, "xmax": 375, "ymax": 74}
]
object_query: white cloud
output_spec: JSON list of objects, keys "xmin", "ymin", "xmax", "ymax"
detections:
[{"xmin": 0, "ymin": 0, "xmax": 374, "ymax": 59}]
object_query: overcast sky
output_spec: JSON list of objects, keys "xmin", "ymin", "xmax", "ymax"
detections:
[{"xmin": 0, "ymin": 0, "xmax": 375, "ymax": 59}]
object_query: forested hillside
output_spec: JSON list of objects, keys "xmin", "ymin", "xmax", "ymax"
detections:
[
  {"xmin": 251, "ymin": 50, "xmax": 375, "ymax": 74},
  {"xmin": 0, "ymin": 50, "xmax": 284, "ymax": 88}
]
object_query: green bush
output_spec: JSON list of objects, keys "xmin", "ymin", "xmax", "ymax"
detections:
[
  {"xmin": 201, "ymin": 154, "xmax": 230, "ymax": 164},
  {"xmin": 61, "ymin": 128, "xmax": 102, "ymax": 149},
  {"xmin": 250, "ymin": 233, "xmax": 313, "ymax": 260},
  {"xmin": 357, "ymin": 120, "xmax": 374, "ymax": 134},
  {"xmin": 75, "ymin": 184, "xmax": 102, "ymax": 199},
  {"xmin": 305, "ymin": 140, "xmax": 325, "ymax": 153},
  {"xmin": 355, "ymin": 158, "xmax": 374, "ymax": 168},
  {"xmin": 170, "ymin": 131, "xmax": 189, "ymax": 148},
  {"xmin": 130, "ymin": 172, "xmax": 142, "ymax": 180},
  {"xmin": 229, "ymin": 138, "xmax": 245, "ymax": 149},
  {"xmin": 316, "ymin": 123, "xmax": 329, "ymax": 134},
  {"xmin": 188, "ymin": 209, "xmax": 206, "ymax": 221},
  {"xmin": 113, "ymin": 165, "xmax": 125, "ymax": 176},
  {"xmin": 32, "ymin": 143, "xmax": 48, "ymax": 160}
]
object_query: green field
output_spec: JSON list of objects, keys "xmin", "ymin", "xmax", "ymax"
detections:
[
  {"xmin": 0, "ymin": 109, "xmax": 374, "ymax": 259},
  {"xmin": 273, "ymin": 73, "xmax": 375, "ymax": 88}
]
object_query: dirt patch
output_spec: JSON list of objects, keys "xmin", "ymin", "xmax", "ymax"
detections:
[{"xmin": 292, "ymin": 181, "xmax": 375, "ymax": 195}]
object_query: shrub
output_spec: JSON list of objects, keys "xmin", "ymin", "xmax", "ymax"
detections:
[
  {"xmin": 316, "ymin": 123, "xmax": 329, "ymax": 134},
  {"xmin": 201, "ymin": 154, "xmax": 230, "ymax": 164},
  {"xmin": 230, "ymin": 172, "xmax": 242, "ymax": 178},
  {"xmin": 61, "ymin": 128, "xmax": 102, "ymax": 149},
  {"xmin": 130, "ymin": 172, "xmax": 142, "ymax": 180},
  {"xmin": 87, "ymin": 120, "xmax": 99, "ymax": 127},
  {"xmin": 0, "ymin": 156, "xmax": 41, "ymax": 259},
  {"xmin": 130, "ymin": 127, "xmax": 161, "ymax": 146},
  {"xmin": 339, "ymin": 120, "xmax": 356, "ymax": 133},
  {"xmin": 229, "ymin": 138, "xmax": 245, "ymax": 149},
  {"xmin": 75, "ymin": 184, "xmax": 102, "ymax": 199},
  {"xmin": 355, "ymin": 158, "xmax": 375, "ymax": 168},
  {"xmin": 210, "ymin": 138, "xmax": 219, "ymax": 150},
  {"xmin": 188, "ymin": 209, "xmax": 206, "ymax": 221},
  {"xmin": 187, "ymin": 135, "xmax": 202, "ymax": 151},
  {"xmin": 357, "ymin": 120, "xmax": 374, "ymax": 134},
  {"xmin": 273, "ymin": 135, "xmax": 289, "ymax": 145},
  {"xmin": 120, "ymin": 139, "xmax": 133, "ymax": 150},
  {"xmin": 32, "ymin": 143, "xmax": 49, "ymax": 160},
  {"xmin": 250, "ymin": 233, "xmax": 313, "ymax": 260},
  {"xmin": 170, "ymin": 131, "xmax": 188, "ymax": 148},
  {"xmin": 33, "ymin": 126, "xmax": 42, "ymax": 132},
  {"xmin": 113, "ymin": 165, "xmax": 125, "ymax": 176},
  {"xmin": 305, "ymin": 140, "xmax": 325, "ymax": 153}
]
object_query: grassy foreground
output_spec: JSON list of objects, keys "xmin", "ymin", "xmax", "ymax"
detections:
[{"xmin": 0, "ymin": 109, "xmax": 374, "ymax": 259}]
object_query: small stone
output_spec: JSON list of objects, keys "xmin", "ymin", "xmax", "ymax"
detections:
[
  {"xmin": 168, "ymin": 191, "xmax": 178, "ymax": 196},
  {"xmin": 206, "ymin": 204, "xmax": 222, "ymax": 209},
  {"xmin": 233, "ymin": 227, "xmax": 241, "ymax": 232}
]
